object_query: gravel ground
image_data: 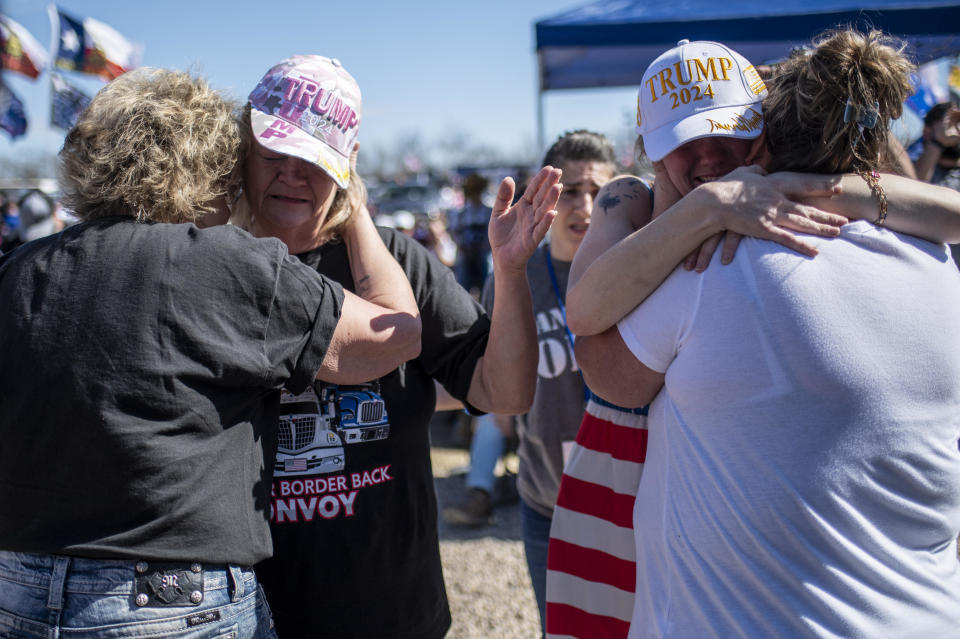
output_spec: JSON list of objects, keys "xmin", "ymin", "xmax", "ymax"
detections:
[{"xmin": 431, "ymin": 413, "xmax": 541, "ymax": 639}]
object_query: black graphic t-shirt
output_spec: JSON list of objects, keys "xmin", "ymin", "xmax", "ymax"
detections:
[
  {"xmin": 256, "ymin": 228, "xmax": 489, "ymax": 639},
  {"xmin": 0, "ymin": 219, "xmax": 343, "ymax": 565}
]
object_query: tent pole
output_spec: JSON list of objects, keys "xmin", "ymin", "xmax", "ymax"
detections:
[{"xmin": 537, "ymin": 89, "xmax": 545, "ymax": 158}]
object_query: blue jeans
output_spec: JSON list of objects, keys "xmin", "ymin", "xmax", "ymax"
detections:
[
  {"xmin": 0, "ymin": 551, "xmax": 277, "ymax": 638},
  {"xmin": 466, "ymin": 414, "xmax": 505, "ymax": 494},
  {"xmin": 521, "ymin": 499, "xmax": 551, "ymax": 639}
]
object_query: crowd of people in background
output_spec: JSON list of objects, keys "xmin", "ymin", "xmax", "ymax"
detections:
[
  {"xmin": 2, "ymin": 24, "xmax": 960, "ymax": 639},
  {"xmin": 0, "ymin": 189, "xmax": 66, "ymax": 253}
]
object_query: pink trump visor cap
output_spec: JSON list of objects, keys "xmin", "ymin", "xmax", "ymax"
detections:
[{"xmin": 249, "ymin": 55, "xmax": 361, "ymax": 188}]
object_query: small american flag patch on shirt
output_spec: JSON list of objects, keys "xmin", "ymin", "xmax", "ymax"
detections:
[{"xmin": 285, "ymin": 459, "xmax": 307, "ymax": 472}]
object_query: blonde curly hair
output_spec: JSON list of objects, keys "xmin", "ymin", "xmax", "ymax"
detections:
[
  {"xmin": 231, "ymin": 105, "xmax": 367, "ymax": 242},
  {"xmin": 763, "ymin": 28, "xmax": 914, "ymax": 174},
  {"xmin": 59, "ymin": 67, "xmax": 244, "ymax": 223}
]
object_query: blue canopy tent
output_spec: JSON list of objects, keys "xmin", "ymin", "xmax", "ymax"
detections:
[{"xmin": 534, "ymin": 0, "xmax": 960, "ymax": 147}]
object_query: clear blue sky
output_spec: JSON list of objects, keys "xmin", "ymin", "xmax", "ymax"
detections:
[{"xmin": 0, "ymin": 0, "xmax": 640, "ymax": 172}]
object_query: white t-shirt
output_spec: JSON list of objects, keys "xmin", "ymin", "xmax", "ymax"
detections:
[{"xmin": 618, "ymin": 221, "xmax": 960, "ymax": 639}]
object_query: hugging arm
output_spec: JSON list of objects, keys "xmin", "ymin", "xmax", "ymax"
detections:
[
  {"xmin": 317, "ymin": 287, "xmax": 421, "ymax": 385},
  {"xmin": 568, "ymin": 163, "xmax": 835, "ymax": 403},
  {"xmin": 699, "ymin": 171, "xmax": 960, "ymax": 262},
  {"xmin": 565, "ymin": 166, "xmax": 845, "ymax": 337},
  {"xmin": 565, "ymin": 176, "xmax": 654, "ymax": 337},
  {"xmin": 802, "ymin": 173, "xmax": 960, "ymax": 244},
  {"xmin": 575, "ymin": 326, "xmax": 664, "ymax": 408},
  {"xmin": 315, "ymin": 204, "xmax": 422, "ymax": 384},
  {"xmin": 569, "ymin": 165, "xmax": 960, "ymax": 340}
]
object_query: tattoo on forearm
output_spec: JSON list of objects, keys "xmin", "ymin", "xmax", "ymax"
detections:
[{"xmin": 356, "ymin": 274, "xmax": 371, "ymax": 295}]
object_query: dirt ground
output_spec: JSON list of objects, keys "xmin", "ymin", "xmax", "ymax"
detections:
[{"xmin": 431, "ymin": 412, "xmax": 541, "ymax": 638}]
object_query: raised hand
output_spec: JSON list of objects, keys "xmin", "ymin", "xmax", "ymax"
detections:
[{"xmin": 488, "ymin": 165, "xmax": 562, "ymax": 274}]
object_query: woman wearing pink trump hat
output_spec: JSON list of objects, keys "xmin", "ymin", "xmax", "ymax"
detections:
[
  {"xmin": 0, "ymin": 66, "xmax": 421, "ymax": 639},
  {"xmin": 233, "ymin": 55, "xmax": 561, "ymax": 638}
]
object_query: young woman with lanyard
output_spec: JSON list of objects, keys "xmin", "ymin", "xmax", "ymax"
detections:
[{"xmin": 445, "ymin": 130, "xmax": 619, "ymax": 637}]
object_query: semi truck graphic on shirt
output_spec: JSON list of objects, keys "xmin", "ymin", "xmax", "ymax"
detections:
[{"xmin": 275, "ymin": 381, "xmax": 389, "ymax": 477}]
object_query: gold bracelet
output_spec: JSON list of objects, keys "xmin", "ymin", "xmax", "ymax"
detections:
[{"xmin": 858, "ymin": 169, "xmax": 887, "ymax": 226}]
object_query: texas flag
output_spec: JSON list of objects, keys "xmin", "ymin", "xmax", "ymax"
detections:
[
  {"xmin": 49, "ymin": 6, "xmax": 142, "ymax": 81},
  {"xmin": 0, "ymin": 15, "xmax": 48, "ymax": 79}
]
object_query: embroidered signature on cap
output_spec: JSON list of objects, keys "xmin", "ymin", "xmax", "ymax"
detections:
[{"xmin": 707, "ymin": 108, "xmax": 763, "ymax": 133}]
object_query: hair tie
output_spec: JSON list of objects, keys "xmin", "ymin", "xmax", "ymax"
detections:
[{"xmin": 844, "ymin": 98, "xmax": 880, "ymax": 138}]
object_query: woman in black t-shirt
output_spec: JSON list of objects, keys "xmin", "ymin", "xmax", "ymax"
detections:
[
  {"xmin": 235, "ymin": 54, "xmax": 561, "ymax": 639},
  {"xmin": 0, "ymin": 67, "xmax": 420, "ymax": 639}
]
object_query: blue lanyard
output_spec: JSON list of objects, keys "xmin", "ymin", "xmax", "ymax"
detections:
[
  {"xmin": 545, "ymin": 248, "xmax": 648, "ymax": 414},
  {"xmin": 544, "ymin": 249, "xmax": 577, "ymax": 358},
  {"xmin": 544, "ymin": 248, "xmax": 589, "ymax": 403}
]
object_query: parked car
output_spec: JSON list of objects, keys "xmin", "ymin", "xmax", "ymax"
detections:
[{"xmin": 373, "ymin": 184, "xmax": 444, "ymax": 217}]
